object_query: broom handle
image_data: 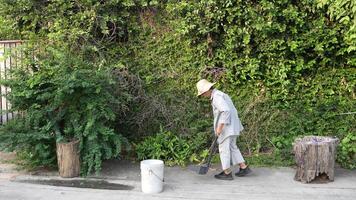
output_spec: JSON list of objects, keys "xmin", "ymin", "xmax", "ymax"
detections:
[{"xmin": 205, "ymin": 136, "xmax": 218, "ymax": 167}]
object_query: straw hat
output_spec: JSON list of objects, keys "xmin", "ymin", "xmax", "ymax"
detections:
[{"xmin": 196, "ymin": 79, "xmax": 215, "ymax": 96}]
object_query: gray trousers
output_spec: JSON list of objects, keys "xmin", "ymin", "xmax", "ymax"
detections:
[{"xmin": 219, "ymin": 135, "xmax": 245, "ymax": 170}]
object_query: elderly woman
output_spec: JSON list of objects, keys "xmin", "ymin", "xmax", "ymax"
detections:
[{"xmin": 196, "ymin": 79, "xmax": 251, "ymax": 180}]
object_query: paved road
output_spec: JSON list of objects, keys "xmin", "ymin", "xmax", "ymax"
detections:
[{"xmin": 0, "ymin": 159, "xmax": 355, "ymax": 200}]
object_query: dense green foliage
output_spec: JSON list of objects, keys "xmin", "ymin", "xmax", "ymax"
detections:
[
  {"xmin": 338, "ymin": 132, "xmax": 356, "ymax": 169},
  {"xmin": 135, "ymin": 127, "xmax": 209, "ymax": 166},
  {"xmin": 318, "ymin": 0, "xmax": 356, "ymax": 53},
  {"xmin": 0, "ymin": 0, "xmax": 355, "ymax": 170},
  {"xmin": 126, "ymin": 0, "xmax": 355, "ymax": 167}
]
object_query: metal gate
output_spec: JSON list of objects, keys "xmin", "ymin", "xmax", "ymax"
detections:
[{"xmin": 0, "ymin": 40, "xmax": 22, "ymax": 124}]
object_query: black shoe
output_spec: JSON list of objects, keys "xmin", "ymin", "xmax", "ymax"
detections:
[
  {"xmin": 235, "ymin": 166, "xmax": 251, "ymax": 177},
  {"xmin": 214, "ymin": 171, "xmax": 233, "ymax": 180}
]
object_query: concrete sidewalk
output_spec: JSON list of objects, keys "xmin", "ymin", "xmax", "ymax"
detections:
[{"xmin": 0, "ymin": 159, "xmax": 355, "ymax": 200}]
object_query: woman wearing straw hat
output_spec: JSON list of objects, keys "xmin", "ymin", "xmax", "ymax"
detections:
[{"xmin": 196, "ymin": 79, "xmax": 251, "ymax": 180}]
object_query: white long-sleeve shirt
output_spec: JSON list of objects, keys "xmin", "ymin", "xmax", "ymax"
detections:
[{"xmin": 211, "ymin": 89, "xmax": 244, "ymax": 144}]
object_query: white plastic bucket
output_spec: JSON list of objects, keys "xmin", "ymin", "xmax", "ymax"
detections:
[{"xmin": 140, "ymin": 159, "xmax": 164, "ymax": 194}]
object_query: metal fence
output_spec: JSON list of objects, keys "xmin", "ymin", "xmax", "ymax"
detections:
[{"xmin": 0, "ymin": 40, "xmax": 22, "ymax": 124}]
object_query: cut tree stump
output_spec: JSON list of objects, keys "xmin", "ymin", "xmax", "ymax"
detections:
[
  {"xmin": 56, "ymin": 140, "xmax": 80, "ymax": 178},
  {"xmin": 293, "ymin": 136, "xmax": 339, "ymax": 183}
]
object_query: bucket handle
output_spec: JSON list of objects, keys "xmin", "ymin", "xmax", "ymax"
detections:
[{"xmin": 149, "ymin": 169, "xmax": 164, "ymax": 182}]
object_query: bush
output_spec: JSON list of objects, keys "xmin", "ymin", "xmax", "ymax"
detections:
[
  {"xmin": 0, "ymin": 118, "xmax": 56, "ymax": 170},
  {"xmin": 0, "ymin": 47, "xmax": 129, "ymax": 175},
  {"xmin": 338, "ymin": 133, "xmax": 356, "ymax": 169},
  {"xmin": 135, "ymin": 128, "xmax": 209, "ymax": 166}
]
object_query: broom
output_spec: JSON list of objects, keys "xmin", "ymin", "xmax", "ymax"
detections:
[{"xmin": 198, "ymin": 136, "xmax": 218, "ymax": 175}]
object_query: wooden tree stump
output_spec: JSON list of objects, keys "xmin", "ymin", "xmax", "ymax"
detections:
[
  {"xmin": 293, "ymin": 136, "xmax": 339, "ymax": 183},
  {"xmin": 56, "ymin": 140, "xmax": 80, "ymax": 178}
]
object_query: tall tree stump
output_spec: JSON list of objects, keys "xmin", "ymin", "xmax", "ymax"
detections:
[
  {"xmin": 293, "ymin": 136, "xmax": 339, "ymax": 183},
  {"xmin": 56, "ymin": 140, "xmax": 80, "ymax": 178}
]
